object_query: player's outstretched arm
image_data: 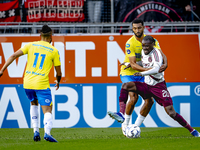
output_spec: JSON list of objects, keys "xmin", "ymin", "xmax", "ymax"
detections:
[
  {"xmin": 0, "ymin": 50, "xmax": 24, "ymax": 77},
  {"xmin": 158, "ymin": 49, "xmax": 168, "ymax": 73},
  {"xmin": 54, "ymin": 66, "xmax": 62, "ymax": 90}
]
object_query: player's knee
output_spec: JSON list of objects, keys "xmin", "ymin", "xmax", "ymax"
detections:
[
  {"xmin": 166, "ymin": 109, "xmax": 176, "ymax": 118},
  {"xmin": 122, "ymin": 83, "xmax": 128, "ymax": 89},
  {"xmin": 144, "ymin": 98, "xmax": 154, "ymax": 107},
  {"xmin": 165, "ymin": 105, "xmax": 176, "ymax": 118},
  {"xmin": 148, "ymin": 98, "xmax": 154, "ymax": 106},
  {"xmin": 129, "ymin": 98, "xmax": 138, "ymax": 105},
  {"xmin": 42, "ymin": 106, "xmax": 52, "ymax": 114},
  {"xmin": 31, "ymin": 100, "xmax": 38, "ymax": 105}
]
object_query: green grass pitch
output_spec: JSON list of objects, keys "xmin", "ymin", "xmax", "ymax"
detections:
[{"xmin": 0, "ymin": 127, "xmax": 200, "ymax": 150}]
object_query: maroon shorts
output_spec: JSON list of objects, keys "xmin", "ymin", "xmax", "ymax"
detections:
[{"xmin": 134, "ymin": 81, "xmax": 173, "ymax": 107}]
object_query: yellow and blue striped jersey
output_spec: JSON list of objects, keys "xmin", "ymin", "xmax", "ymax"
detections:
[
  {"xmin": 120, "ymin": 34, "xmax": 161, "ymax": 76},
  {"xmin": 21, "ymin": 41, "xmax": 61, "ymax": 89}
]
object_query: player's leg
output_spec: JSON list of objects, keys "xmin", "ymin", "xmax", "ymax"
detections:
[
  {"xmin": 123, "ymin": 92, "xmax": 138, "ymax": 123},
  {"xmin": 30, "ymin": 100, "xmax": 41, "ymax": 141},
  {"xmin": 125, "ymin": 92, "xmax": 138, "ymax": 115},
  {"xmin": 41, "ymin": 105, "xmax": 52, "ymax": 136},
  {"xmin": 164, "ymin": 105, "xmax": 200, "ymax": 137},
  {"xmin": 122, "ymin": 81, "xmax": 154, "ymax": 129},
  {"xmin": 121, "ymin": 92, "xmax": 138, "ymax": 135},
  {"xmin": 123, "ymin": 76, "xmax": 145, "ymax": 117},
  {"xmin": 108, "ymin": 81, "xmax": 145, "ymax": 123},
  {"xmin": 36, "ymin": 89, "xmax": 58, "ymax": 142},
  {"xmin": 134, "ymin": 97, "xmax": 154, "ymax": 126},
  {"xmin": 121, "ymin": 81, "xmax": 150, "ymax": 135},
  {"xmin": 123, "ymin": 96, "xmax": 154, "ymax": 135},
  {"xmin": 107, "ymin": 87, "xmax": 128, "ymax": 123},
  {"xmin": 24, "ymin": 89, "xmax": 41, "ymax": 142},
  {"xmin": 151, "ymin": 81, "xmax": 200, "ymax": 137},
  {"xmin": 41, "ymin": 105, "xmax": 58, "ymax": 142},
  {"xmin": 108, "ymin": 76, "xmax": 140, "ymax": 123}
]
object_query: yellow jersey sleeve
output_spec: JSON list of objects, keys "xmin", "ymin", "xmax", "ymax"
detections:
[
  {"xmin": 53, "ymin": 50, "xmax": 61, "ymax": 67},
  {"xmin": 120, "ymin": 36, "xmax": 142, "ymax": 76},
  {"xmin": 20, "ymin": 42, "xmax": 32, "ymax": 54},
  {"xmin": 154, "ymin": 39, "xmax": 161, "ymax": 49}
]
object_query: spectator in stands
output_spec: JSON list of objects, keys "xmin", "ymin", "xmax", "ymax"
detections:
[
  {"xmin": 184, "ymin": 0, "xmax": 200, "ymax": 21},
  {"xmin": 87, "ymin": 0, "xmax": 104, "ymax": 33},
  {"xmin": 114, "ymin": 0, "xmax": 135, "ymax": 22}
]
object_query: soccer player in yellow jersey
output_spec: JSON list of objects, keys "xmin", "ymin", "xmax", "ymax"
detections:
[
  {"xmin": 0, "ymin": 25, "xmax": 62, "ymax": 142},
  {"xmin": 108, "ymin": 19, "xmax": 168, "ymax": 135}
]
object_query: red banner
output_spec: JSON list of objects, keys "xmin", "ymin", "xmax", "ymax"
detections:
[
  {"xmin": 24, "ymin": 0, "xmax": 85, "ymax": 22},
  {"xmin": 0, "ymin": 0, "xmax": 21, "ymax": 22}
]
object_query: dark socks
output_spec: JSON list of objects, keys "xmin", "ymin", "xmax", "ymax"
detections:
[
  {"xmin": 119, "ymin": 101, "xmax": 126, "ymax": 114},
  {"xmin": 119, "ymin": 88, "xmax": 128, "ymax": 114},
  {"xmin": 174, "ymin": 113, "xmax": 194, "ymax": 132}
]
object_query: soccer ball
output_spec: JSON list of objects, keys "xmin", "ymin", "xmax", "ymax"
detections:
[{"xmin": 125, "ymin": 124, "xmax": 141, "ymax": 138}]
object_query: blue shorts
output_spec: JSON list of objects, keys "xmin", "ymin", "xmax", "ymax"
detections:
[
  {"xmin": 24, "ymin": 88, "xmax": 52, "ymax": 106},
  {"xmin": 120, "ymin": 75, "xmax": 144, "ymax": 83}
]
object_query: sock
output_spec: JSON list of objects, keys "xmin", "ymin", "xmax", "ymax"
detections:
[
  {"xmin": 174, "ymin": 113, "xmax": 194, "ymax": 132},
  {"xmin": 124, "ymin": 114, "xmax": 131, "ymax": 125},
  {"xmin": 30, "ymin": 105, "xmax": 39, "ymax": 133},
  {"xmin": 119, "ymin": 88, "xmax": 128, "ymax": 114},
  {"xmin": 119, "ymin": 102, "xmax": 126, "ymax": 115},
  {"xmin": 134, "ymin": 114, "xmax": 146, "ymax": 127},
  {"xmin": 43, "ymin": 112, "xmax": 53, "ymax": 135}
]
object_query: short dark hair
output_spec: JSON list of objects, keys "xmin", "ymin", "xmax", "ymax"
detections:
[
  {"xmin": 132, "ymin": 19, "xmax": 144, "ymax": 26},
  {"xmin": 41, "ymin": 25, "xmax": 52, "ymax": 36},
  {"xmin": 143, "ymin": 35, "xmax": 155, "ymax": 44}
]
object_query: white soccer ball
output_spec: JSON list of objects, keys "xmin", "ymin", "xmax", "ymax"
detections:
[{"xmin": 125, "ymin": 124, "xmax": 141, "ymax": 138}]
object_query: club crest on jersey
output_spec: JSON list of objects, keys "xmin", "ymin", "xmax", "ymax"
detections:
[
  {"xmin": 127, "ymin": 49, "xmax": 131, "ymax": 54},
  {"xmin": 45, "ymin": 99, "xmax": 50, "ymax": 103},
  {"xmin": 148, "ymin": 57, "xmax": 152, "ymax": 62},
  {"xmin": 126, "ymin": 44, "xmax": 130, "ymax": 48}
]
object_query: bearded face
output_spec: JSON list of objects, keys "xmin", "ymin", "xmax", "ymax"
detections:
[
  {"xmin": 133, "ymin": 30, "xmax": 144, "ymax": 38},
  {"xmin": 132, "ymin": 23, "xmax": 144, "ymax": 38}
]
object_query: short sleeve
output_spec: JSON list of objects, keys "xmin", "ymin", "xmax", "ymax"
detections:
[
  {"xmin": 153, "ymin": 49, "xmax": 163, "ymax": 66},
  {"xmin": 20, "ymin": 42, "xmax": 32, "ymax": 54},
  {"xmin": 53, "ymin": 50, "xmax": 61, "ymax": 66}
]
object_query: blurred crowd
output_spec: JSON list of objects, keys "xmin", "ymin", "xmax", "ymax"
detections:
[
  {"xmin": 0, "ymin": 0, "xmax": 199, "ymax": 33},
  {"xmin": 1, "ymin": 0, "xmax": 199, "ymax": 22},
  {"xmin": 114, "ymin": 0, "xmax": 200, "ymax": 22}
]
